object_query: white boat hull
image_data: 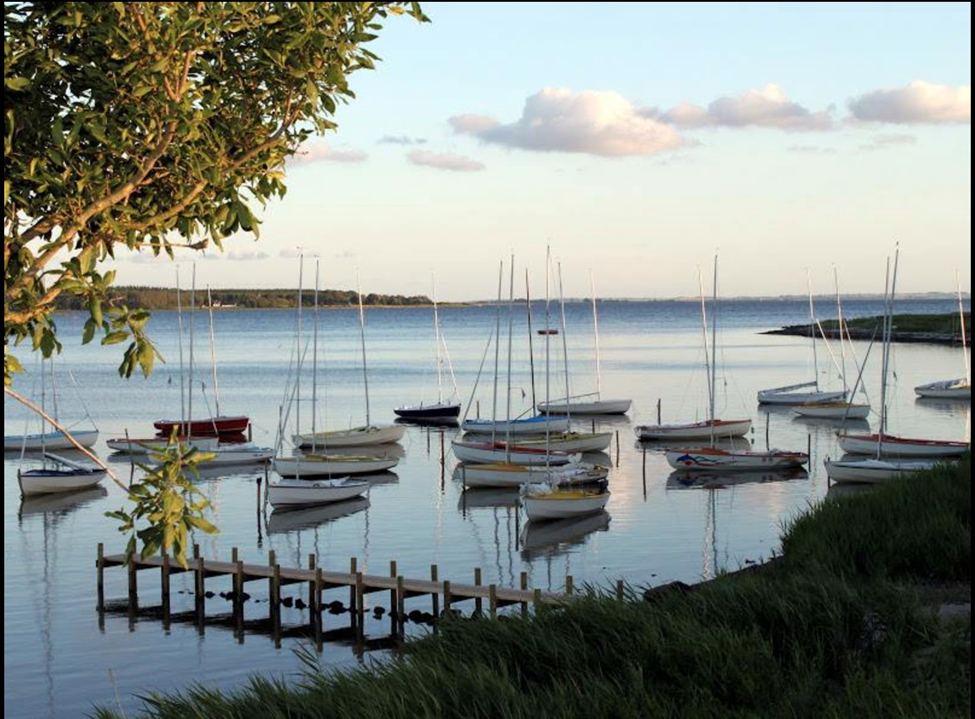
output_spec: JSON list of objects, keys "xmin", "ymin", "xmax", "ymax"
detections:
[
  {"xmin": 4, "ymin": 429, "xmax": 99, "ymax": 452},
  {"xmin": 17, "ymin": 468, "xmax": 107, "ymax": 496},
  {"xmin": 758, "ymin": 389, "xmax": 848, "ymax": 405},
  {"xmin": 137, "ymin": 445, "xmax": 274, "ymax": 466},
  {"xmin": 451, "ymin": 440, "xmax": 579, "ymax": 466},
  {"xmin": 267, "ymin": 478, "xmax": 368, "ymax": 507},
  {"xmin": 792, "ymin": 403, "xmax": 871, "ymax": 420},
  {"xmin": 461, "ymin": 416, "xmax": 570, "ymax": 436},
  {"xmin": 824, "ymin": 458, "xmax": 938, "ymax": 484},
  {"xmin": 293, "ymin": 424, "xmax": 406, "ymax": 448},
  {"xmin": 273, "ymin": 454, "xmax": 399, "ymax": 477},
  {"xmin": 106, "ymin": 436, "xmax": 220, "ymax": 455},
  {"xmin": 665, "ymin": 448, "xmax": 808, "ymax": 472},
  {"xmin": 456, "ymin": 463, "xmax": 608, "ymax": 488},
  {"xmin": 914, "ymin": 379, "xmax": 970, "ymax": 400},
  {"xmin": 836, "ymin": 432, "xmax": 970, "ymax": 457},
  {"xmin": 536, "ymin": 399, "xmax": 632, "ymax": 415},
  {"xmin": 522, "ymin": 491, "xmax": 610, "ymax": 521},
  {"xmin": 635, "ymin": 419, "xmax": 752, "ymax": 441},
  {"xmin": 511, "ymin": 432, "xmax": 613, "ymax": 453}
]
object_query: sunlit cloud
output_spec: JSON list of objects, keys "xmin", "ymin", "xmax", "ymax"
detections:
[
  {"xmin": 378, "ymin": 135, "xmax": 428, "ymax": 145},
  {"xmin": 407, "ymin": 150, "xmax": 486, "ymax": 172},
  {"xmin": 451, "ymin": 88, "xmax": 687, "ymax": 157},
  {"xmin": 202, "ymin": 249, "xmax": 270, "ymax": 262},
  {"xmin": 848, "ymin": 81, "xmax": 970, "ymax": 124},
  {"xmin": 657, "ymin": 84, "xmax": 834, "ymax": 131},
  {"xmin": 787, "ymin": 145, "xmax": 839, "ymax": 155},
  {"xmin": 858, "ymin": 134, "xmax": 917, "ymax": 152},
  {"xmin": 287, "ymin": 142, "xmax": 368, "ymax": 166}
]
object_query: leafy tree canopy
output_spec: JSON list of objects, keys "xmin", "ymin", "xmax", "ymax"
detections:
[{"xmin": 4, "ymin": 1, "xmax": 427, "ymax": 383}]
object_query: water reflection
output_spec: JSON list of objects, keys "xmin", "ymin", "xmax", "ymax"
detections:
[
  {"xmin": 360, "ymin": 471, "xmax": 400, "ymax": 486},
  {"xmin": 666, "ymin": 467, "xmax": 808, "ymax": 489},
  {"xmin": 519, "ymin": 510, "xmax": 611, "ymax": 559},
  {"xmin": 791, "ymin": 415, "xmax": 871, "ymax": 432},
  {"xmin": 267, "ymin": 497, "xmax": 370, "ymax": 534},
  {"xmin": 458, "ymin": 487, "xmax": 520, "ymax": 510},
  {"xmin": 825, "ymin": 483, "xmax": 876, "ymax": 500},
  {"xmin": 18, "ymin": 486, "xmax": 108, "ymax": 517}
]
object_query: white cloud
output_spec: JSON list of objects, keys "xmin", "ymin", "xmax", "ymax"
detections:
[
  {"xmin": 407, "ymin": 150, "xmax": 486, "ymax": 172},
  {"xmin": 452, "ymin": 88, "xmax": 686, "ymax": 157},
  {"xmin": 288, "ymin": 142, "xmax": 368, "ymax": 166},
  {"xmin": 848, "ymin": 81, "xmax": 970, "ymax": 124},
  {"xmin": 202, "ymin": 249, "xmax": 270, "ymax": 262},
  {"xmin": 787, "ymin": 145, "xmax": 838, "ymax": 155},
  {"xmin": 859, "ymin": 134, "xmax": 917, "ymax": 152},
  {"xmin": 378, "ymin": 135, "xmax": 428, "ymax": 145},
  {"xmin": 660, "ymin": 84, "xmax": 833, "ymax": 131}
]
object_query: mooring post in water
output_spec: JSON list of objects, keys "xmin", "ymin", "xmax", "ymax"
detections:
[
  {"xmin": 349, "ymin": 557, "xmax": 358, "ymax": 616},
  {"xmin": 765, "ymin": 412, "xmax": 770, "ymax": 450},
  {"xmin": 617, "ymin": 579, "xmax": 625, "ymax": 602},
  {"xmin": 520, "ymin": 572, "xmax": 529, "ymax": 617},
  {"xmin": 474, "ymin": 567, "xmax": 483, "ymax": 614},
  {"xmin": 591, "ymin": 418, "xmax": 595, "ymax": 433},
  {"xmin": 657, "ymin": 398, "xmax": 662, "ymax": 425},
  {"xmin": 431, "ymin": 565, "xmax": 440, "ymax": 618},
  {"xmin": 443, "ymin": 580, "xmax": 452, "ymax": 614},
  {"xmin": 615, "ymin": 430, "xmax": 620, "ymax": 467},
  {"xmin": 389, "ymin": 560, "xmax": 398, "ymax": 618},
  {"xmin": 161, "ymin": 551, "xmax": 171, "ymax": 619},
  {"xmin": 565, "ymin": 575, "xmax": 574, "ymax": 596},
  {"xmin": 488, "ymin": 584, "xmax": 498, "ymax": 619},
  {"xmin": 308, "ymin": 554, "xmax": 316, "ymax": 620},
  {"xmin": 96, "ymin": 542, "xmax": 105, "ymax": 612},
  {"xmin": 195, "ymin": 556, "xmax": 205, "ymax": 623},
  {"xmin": 396, "ymin": 575, "xmax": 406, "ymax": 632}
]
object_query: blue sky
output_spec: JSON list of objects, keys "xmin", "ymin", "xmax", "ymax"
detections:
[{"xmin": 113, "ymin": 2, "xmax": 972, "ymax": 300}]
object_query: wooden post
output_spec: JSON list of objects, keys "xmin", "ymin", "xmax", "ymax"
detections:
[
  {"xmin": 389, "ymin": 560, "xmax": 398, "ymax": 616},
  {"xmin": 488, "ymin": 584, "xmax": 497, "ymax": 619},
  {"xmin": 193, "ymin": 543, "xmax": 200, "ymax": 559},
  {"xmin": 195, "ymin": 556, "xmax": 205, "ymax": 621},
  {"xmin": 267, "ymin": 550, "xmax": 276, "ymax": 615},
  {"xmin": 591, "ymin": 418, "xmax": 595, "ymax": 433},
  {"xmin": 161, "ymin": 552, "xmax": 171, "ymax": 618},
  {"xmin": 520, "ymin": 571, "xmax": 529, "ymax": 618},
  {"xmin": 96, "ymin": 543, "xmax": 105, "ymax": 612},
  {"xmin": 474, "ymin": 567, "xmax": 482, "ymax": 614},
  {"xmin": 308, "ymin": 554, "xmax": 316, "ymax": 619},
  {"xmin": 127, "ymin": 554, "xmax": 138, "ymax": 609},
  {"xmin": 615, "ymin": 430, "xmax": 620, "ymax": 467},
  {"xmin": 271, "ymin": 563, "xmax": 282, "ymax": 637},
  {"xmin": 235, "ymin": 560, "xmax": 245, "ymax": 622},
  {"xmin": 430, "ymin": 565, "xmax": 440, "ymax": 618},
  {"xmin": 443, "ymin": 580, "xmax": 452, "ymax": 613},
  {"xmin": 349, "ymin": 557, "xmax": 358, "ymax": 614},
  {"xmin": 808, "ymin": 433, "xmax": 812, "ymax": 460},
  {"xmin": 314, "ymin": 566, "xmax": 323, "ymax": 648},
  {"xmin": 396, "ymin": 575, "xmax": 405, "ymax": 632},
  {"xmin": 657, "ymin": 398, "xmax": 662, "ymax": 424},
  {"xmin": 765, "ymin": 412, "xmax": 770, "ymax": 451},
  {"xmin": 616, "ymin": 579, "xmax": 625, "ymax": 602},
  {"xmin": 355, "ymin": 571, "xmax": 365, "ymax": 629},
  {"xmin": 565, "ymin": 575, "xmax": 574, "ymax": 596},
  {"xmin": 533, "ymin": 588, "xmax": 542, "ymax": 613},
  {"xmin": 232, "ymin": 546, "xmax": 238, "ymax": 563}
]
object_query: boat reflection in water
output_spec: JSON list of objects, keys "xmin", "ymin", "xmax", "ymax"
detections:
[
  {"xmin": 791, "ymin": 414, "xmax": 871, "ymax": 432},
  {"xmin": 18, "ymin": 485, "xmax": 108, "ymax": 517},
  {"xmin": 458, "ymin": 487, "xmax": 521, "ymax": 511},
  {"xmin": 267, "ymin": 497, "xmax": 370, "ymax": 534},
  {"xmin": 519, "ymin": 510, "xmax": 611, "ymax": 560},
  {"xmin": 359, "ymin": 471, "xmax": 400, "ymax": 486},
  {"xmin": 666, "ymin": 467, "xmax": 809, "ymax": 490},
  {"xmin": 825, "ymin": 482, "xmax": 876, "ymax": 501}
]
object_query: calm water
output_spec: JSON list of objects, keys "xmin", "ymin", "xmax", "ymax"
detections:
[{"xmin": 4, "ymin": 298, "xmax": 970, "ymax": 718}]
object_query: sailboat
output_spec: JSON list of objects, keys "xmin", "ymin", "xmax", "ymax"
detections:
[
  {"xmin": 4, "ymin": 356, "xmax": 99, "ymax": 451},
  {"xmin": 267, "ymin": 477, "xmax": 369, "ymax": 509},
  {"xmin": 17, "ymin": 452, "xmax": 107, "ymax": 497},
  {"xmin": 536, "ymin": 271, "xmax": 631, "ymax": 415},
  {"xmin": 828, "ymin": 249, "xmax": 967, "ymax": 483},
  {"xmin": 636, "ymin": 259, "xmax": 753, "ymax": 442},
  {"xmin": 152, "ymin": 269, "xmax": 250, "ymax": 438},
  {"xmin": 915, "ymin": 274, "xmax": 970, "ymax": 400},
  {"xmin": 394, "ymin": 277, "xmax": 461, "ymax": 421},
  {"xmin": 663, "ymin": 257, "xmax": 807, "ymax": 472},
  {"xmin": 293, "ymin": 276, "xmax": 405, "ymax": 448},
  {"xmin": 794, "ymin": 269, "xmax": 872, "ymax": 420},
  {"xmin": 758, "ymin": 273, "xmax": 848, "ymax": 406}
]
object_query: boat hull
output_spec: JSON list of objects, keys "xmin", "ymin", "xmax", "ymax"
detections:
[
  {"xmin": 914, "ymin": 379, "xmax": 970, "ymax": 400},
  {"xmin": 267, "ymin": 478, "xmax": 368, "ymax": 508},
  {"xmin": 757, "ymin": 389, "xmax": 848, "ymax": 405},
  {"xmin": 836, "ymin": 432, "xmax": 969, "ymax": 457},
  {"xmin": 824, "ymin": 458, "xmax": 938, "ymax": 484},
  {"xmin": 293, "ymin": 424, "xmax": 406, "ymax": 448},
  {"xmin": 522, "ymin": 491, "xmax": 610, "ymax": 521},
  {"xmin": 665, "ymin": 448, "xmax": 809, "ymax": 472},
  {"xmin": 153, "ymin": 415, "xmax": 250, "ymax": 437},
  {"xmin": 17, "ymin": 468, "xmax": 106, "ymax": 496},
  {"xmin": 451, "ymin": 440, "xmax": 579, "ymax": 465},
  {"xmin": 273, "ymin": 454, "xmax": 399, "ymax": 477},
  {"xmin": 393, "ymin": 402, "xmax": 461, "ymax": 419},
  {"xmin": 536, "ymin": 399, "xmax": 632, "ymax": 415},
  {"xmin": 792, "ymin": 403, "xmax": 871, "ymax": 420},
  {"xmin": 106, "ymin": 436, "xmax": 220, "ymax": 455},
  {"xmin": 510, "ymin": 432, "xmax": 613, "ymax": 453},
  {"xmin": 461, "ymin": 416, "xmax": 570, "ymax": 436},
  {"xmin": 456, "ymin": 463, "xmax": 608, "ymax": 488},
  {"xmin": 4, "ymin": 429, "xmax": 99, "ymax": 452},
  {"xmin": 635, "ymin": 419, "xmax": 752, "ymax": 441}
]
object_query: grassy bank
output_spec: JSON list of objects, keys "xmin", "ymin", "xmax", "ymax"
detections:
[
  {"xmin": 97, "ymin": 456, "xmax": 970, "ymax": 719},
  {"xmin": 766, "ymin": 312, "xmax": 970, "ymax": 345}
]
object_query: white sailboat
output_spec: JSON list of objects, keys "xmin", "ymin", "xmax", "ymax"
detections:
[
  {"xmin": 828, "ymin": 248, "xmax": 967, "ymax": 482},
  {"xmin": 293, "ymin": 274, "xmax": 405, "ymax": 448},
  {"xmin": 637, "ymin": 258, "xmax": 754, "ymax": 443},
  {"xmin": 17, "ymin": 452, "xmax": 106, "ymax": 497},
  {"xmin": 662, "ymin": 257, "xmax": 806, "ymax": 472},
  {"xmin": 758, "ymin": 273, "xmax": 848, "ymax": 406},
  {"xmin": 536, "ymin": 271, "xmax": 631, "ymax": 415},
  {"xmin": 456, "ymin": 461, "xmax": 608, "ymax": 489},
  {"xmin": 915, "ymin": 273, "xmax": 970, "ymax": 400},
  {"xmin": 267, "ymin": 477, "xmax": 369, "ymax": 508}
]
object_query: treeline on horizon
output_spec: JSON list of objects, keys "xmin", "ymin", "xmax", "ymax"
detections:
[{"xmin": 53, "ymin": 287, "xmax": 433, "ymax": 310}]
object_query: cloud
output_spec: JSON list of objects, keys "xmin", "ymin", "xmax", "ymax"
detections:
[
  {"xmin": 201, "ymin": 249, "xmax": 270, "ymax": 262},
  {"xmin": 658, "ymin": 84, "xmax": 834, "ymax": 131},
  {"xmin": 407, "ymin": 150, "xmax": 486, "ymax": 172},
  {"xmin": 787, "ymin": 145, "xmax": 839, "ymax": 155},
  {"xmin": 848, "ymin": 81, "xmax": 970, "ymax": 124},
  {"xmin": 451, "ymin": 88, "xmax": 686, "ymax": 157},
  {"xmin": 378, "ymin": 135, "xmax": 427, "ymax": 145},
  {"xmin": 288, "ymin": 142, "xmax": 368, "ymax": 166},
  {"xmin": 858, "ymin": 134, "xmax": 917, "ymax": 152}
]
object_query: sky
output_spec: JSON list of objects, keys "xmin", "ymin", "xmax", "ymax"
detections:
[{"xmin": 110, "ymin": 2, "xmax": 972, "ymax": 301}]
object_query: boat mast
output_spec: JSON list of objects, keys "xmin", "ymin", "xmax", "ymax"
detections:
[
  {"xmin": 806, "ymin": 270, "xmax": 820, "ymax": 390},
  {"xmin": 834, "ymin": 266, "xmax": 847, "ymax": 393},
  {"xmin": 590, "ymin": 269, "xmax": 602, "ymax": 399},
  {"xmin": 311, "ymin": 261, "xmax": 319, "ymax": 450},
  {"xmin": 206, "ymin": 285, "xmax": 221, "ymax": 417},
  {"xmin": 188, "ymin": 263, "xmax": 196, "ymax": 437},
  {"xmin": 505, "ymin": 253, "xmax": 515, "ymax": 461},
  {"xmin": 697, "ymin": 266, "xmax": 713, "ymax": 428},
  {"xmin": 958, "ymin": 271, "xmax": 970, "ymax": 387},
  {"xmin": 356, "ymin": 273, "xmax": 371, "ymax": 427},
  {"xmin": 176, "ymin": 268, "xmax": 186, "ymax": 429},
  {"xmin": 557, "ymin": 261, "xmax": 572, "ymax": 424},
  {"xmin": 709, "ymin": 255, "xmax": 719, "ymax": 447},
  {"xmin": 525, "ymin": 270, "xmax": 537, "ymax": 412},
  {"xmin": 296, "ymin": 254, "xmax": 303, "ymax": 439},
  {"xmin": 491, "ymin": 260, "xmax": 503, "ymax": 444},
  {"xmin": 544, "ymin": 246, "xmax": 552, "ymax": 467},
  {"xmin": 432, "ymin": 274, "xmax": 444, "ymax": 405}
]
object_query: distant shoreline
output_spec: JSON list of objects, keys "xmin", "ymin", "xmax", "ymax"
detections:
[{"xmin": 763, "ymin": 312, "xmax": 970, "ymax": 346}]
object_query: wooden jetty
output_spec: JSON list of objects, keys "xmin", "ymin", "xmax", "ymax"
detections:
[{"xmin": 96, "ymin": 543, "xmax": 586, "ymax": 644}]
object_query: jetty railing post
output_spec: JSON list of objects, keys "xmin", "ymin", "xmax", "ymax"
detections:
[
  {"xmin": 235, "ymin": 560, "xmax": 245, "ymax": 636},
  {"xmin": 396, "ymin": 575, "xmax": 406, "ymax": 633},
  {"xmin": 443, "ymin": 580, "xmax": 451, "ymax": 614},
  {"xmin": 474, "ymin": 567, "xmax": 483, "ymax": 615},
  {"xmin": 389, "ymin": 560, "xmax": 398, "ymax": 624},
  {"xmin": 349, "ymin": 557, "xmax": 358, "ymax": 621},
  {"xmin": 430, "ymin": 565, "xmax": 439, "ymax": 618},
  {"xmin": 195, "ymin": 556, "xmax": 205, "ymax": 627},
  {"xmin": 533, "ymin": 588, "xmax": 542, "ymax": 614},
  {"xmin": 355, "ymin": 572, "xmax": 365, "ymax": 632},
  {"xmin": 272, "ymin": 563, "xmax": 282, "ymax": 646},
  {"xmin": 488, "ymin": 584, "xmax": 497, "ymax": 619},
  {"xmin": 617, "ymin": 579, "xmax": 625, "ymax": 602},
  {"xmin": 127, "ymin": 554, "xmax": 138, "ymax": 610},
  {"xmin": 161, "ymin": 552, "xmax": 171, "ymax": 622},
  {"xmin": 308, "ymin": 554, "xmax": 316, "ymax": 624},
  {"xmin": 96, "ymin": 543, "xmax": 105, "ymax": 612},
  {"xmin": 520, "ymin": 571, "xmax": 529, "ymax": 618},
  {"xmin": 565, "ymin": 575, "xmax": 574, "ymax": 596},
  {"xmin": 314, "ymin": 567, "xmax": 323, "ymax": 650}
]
